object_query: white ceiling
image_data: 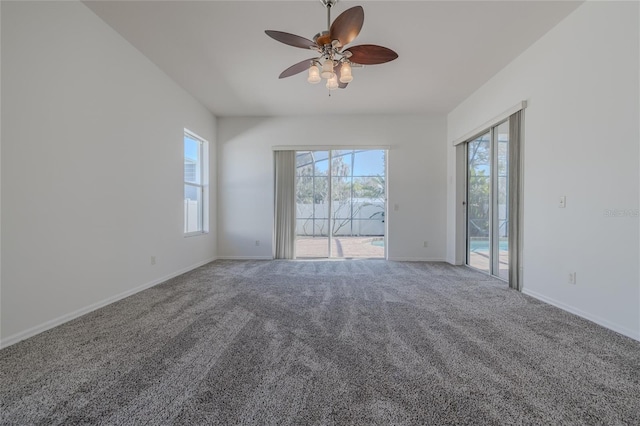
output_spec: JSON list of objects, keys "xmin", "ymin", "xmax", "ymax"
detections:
[{"xmin": 84, "ymin": 0, "xmax": 582, "ymax": 117}]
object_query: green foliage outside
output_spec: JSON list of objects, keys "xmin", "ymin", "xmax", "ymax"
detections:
[{"xmin": 296, "ymin": 151, "xmax": 386, "ymax": 237}]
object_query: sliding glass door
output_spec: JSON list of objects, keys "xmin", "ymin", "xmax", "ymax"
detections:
[
  {"xmin": 466, "ymin": 121, "xmax": 509, "ymax": 280},
  {"xmin": 467, "ymin": 132, "xmax": 492, "ymax": 273},
  {"xmin": 494, "ymin": 121, "xmax": 509, "ymax": 280},
  {"xmin": 295, "ymin": 150, "xmax": 386, "ymax": 259},
  {"xmin": 295, "ymin": 151, "xmax": 329, "ymax": 258}
]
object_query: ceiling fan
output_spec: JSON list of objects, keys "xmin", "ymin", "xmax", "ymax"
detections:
[{"xmin": 265, "ymin": 0, "xmax": 398, "ymax": 91}]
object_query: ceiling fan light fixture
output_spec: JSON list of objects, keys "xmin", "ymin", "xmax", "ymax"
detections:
[
  {"xmin": 266, "ymin": 2, "xmax": 398, "ymax": 92},
  {"xmin": 339, "ymin": 62, "xmax": 353, "ymax": 83},
  {"xmin": 326, "ymin": 74, "xmax": 339, "ymax": 90},
  {"xmin": 307, "ymin": 64, "xmax": 321, "ymax": 84},
  {"xmin": 321, "ymin": 59, "xmax": 335, "ymax": 79}
]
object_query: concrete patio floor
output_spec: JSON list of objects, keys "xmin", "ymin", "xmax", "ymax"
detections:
[
  {"xmin": 296, "ymin": 237, "xmax": 508, "ymax": 280},
  {"xmin": 468, "ymin": 251, "xmax": 509, "ymax": 280},
  {"xmin": 295, "ymin": 236, "xmax": 385, "ymax": 259}
]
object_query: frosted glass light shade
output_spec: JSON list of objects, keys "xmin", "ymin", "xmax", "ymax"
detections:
[
  {"xmin": 307, "ymin": 65, "xmax": 321, "ymax": 84},
  {"xmin": 321, "ymin": 60, "xmax": 335, "ymax": 79},
  {"xmin": 326, "ymin": 74, "xmax": 339, "ymax": 90},
  {"xmin": 339, "ymin": 62, "xmax": 353, "ymax": 83}
]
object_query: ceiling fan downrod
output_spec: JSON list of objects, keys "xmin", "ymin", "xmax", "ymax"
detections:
[{"xmin": 322, "ymin": 0, "xmax": 337, "ymax": 31}]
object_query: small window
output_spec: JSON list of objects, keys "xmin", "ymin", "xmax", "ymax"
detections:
[{"xmin": 184, "ymin": 130, "xmax": 208, "ymax": 235}]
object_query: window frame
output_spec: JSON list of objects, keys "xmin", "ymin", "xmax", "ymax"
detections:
[{"xmin": 184, "ymin": 129, "xmax": 209, "ymax": 237}]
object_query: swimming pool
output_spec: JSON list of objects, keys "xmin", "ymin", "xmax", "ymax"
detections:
[
  {"xmin": 371, "ymin": 239, "xmax": 507, "ymax": 251},
  {"xmin": 469, "ymin": 240, "xmax": 508, "ymax": 252}
]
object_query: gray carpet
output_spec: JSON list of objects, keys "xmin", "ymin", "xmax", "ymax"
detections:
[{"xmin": 1, "ymin": 260, "xmax": 639, "ymax": 425}]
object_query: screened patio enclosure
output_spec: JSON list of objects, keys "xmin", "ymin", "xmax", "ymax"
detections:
[{"xmin": 295, "ymin": 149, "xmax": 387, "ymax": 258}]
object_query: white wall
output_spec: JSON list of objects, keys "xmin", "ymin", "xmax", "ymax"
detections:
[
  {"xmin": 217, "ymin": 115, "xmax": 447, "ymax": 261},
  {"xmin": 1, "ymin": 1, "xmax": 217, "ymax": 346},
  {"xmin": 447, "ymin": 1, "xmax": 640, "ymax": 339}
]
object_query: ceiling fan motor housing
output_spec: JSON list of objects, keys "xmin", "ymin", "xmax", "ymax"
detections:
[{"xmin": 314, "ymin": 31, "xmax": 332, "ymax": 48}]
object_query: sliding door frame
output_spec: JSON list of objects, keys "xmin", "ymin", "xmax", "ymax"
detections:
[
  {"xmin": 464, "ymin": 118, "xmax": 508, "ymax": 280},
  {"xmin": 454, "ymin": 101, "xmax": 526, "ymax": 288},
  {"xmin": 280, "ymin": 146, "xmax": 389, "ymax": 260},
  {"xmin": 490, "ymin": 125, "xmax": 499, "ymax": 275},
  {"xmin": 327, "ymin": 150, "xmax": 333, "ymax": 258}
]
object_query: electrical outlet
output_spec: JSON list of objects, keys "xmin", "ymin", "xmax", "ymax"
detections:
[
  {"xmin": 255, "ymin": 240, "xmax": 260, "ymax": 246},
  {"xmin": 423, "ymin": 241, "xmax": 428, "ymax": 248},
  {"xmin": 568, "ymin": 272, "xmax": 576, "ymax": 285},
  {"xmin": 394, "ymin": 204, "xmax": 399, "ymax": 211},
  {"xmin": 559, "ymin": 196, "xmax": 566, "ymax": 208},
  {"xmin": 151, "ymin": 256, "xmax": 156, "ymax": 265}
]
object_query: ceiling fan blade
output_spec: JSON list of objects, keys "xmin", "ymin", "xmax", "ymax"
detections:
[
  {"xmin": 344, "ymin": 44, "xmax": 398, "ymax": 65},
  {"xmin": 265, "ymin": 30, "xmax": 316, "ymax": 50},
  {"xmin": 279, "ymin": 58, "xmax": 316, "ymax": 79},
  {"xmin": 329, "ymin": 6, "xmax": 364, "ymax": 48},
  {"xmin": 335, "ymin": 63, "xmax": 349, "ymax": 89}
]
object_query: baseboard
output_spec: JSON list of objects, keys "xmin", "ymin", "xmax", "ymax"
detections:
[
  {"xmin": 0, "ymin": 257, "xmax": 217, "ymax": 349},
  {"xmin": 387, "ymin": 257, "xmax": 447, "ymax": 262},
  {"xmin": 522, "ymin": 288, "xmax": 640, "ymax": 342},
  {"xmin": 216, "ymin": 256, "xmax": 273, "ymax": 260},
  {"xmin": 217, "ymin": 256, "xmax": 447, "ymax": 262}
]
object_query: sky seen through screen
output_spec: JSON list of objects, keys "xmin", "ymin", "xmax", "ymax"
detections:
[{"xmin": 297, "ymin": 149, "xmax": 385, "ymax": 177}]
